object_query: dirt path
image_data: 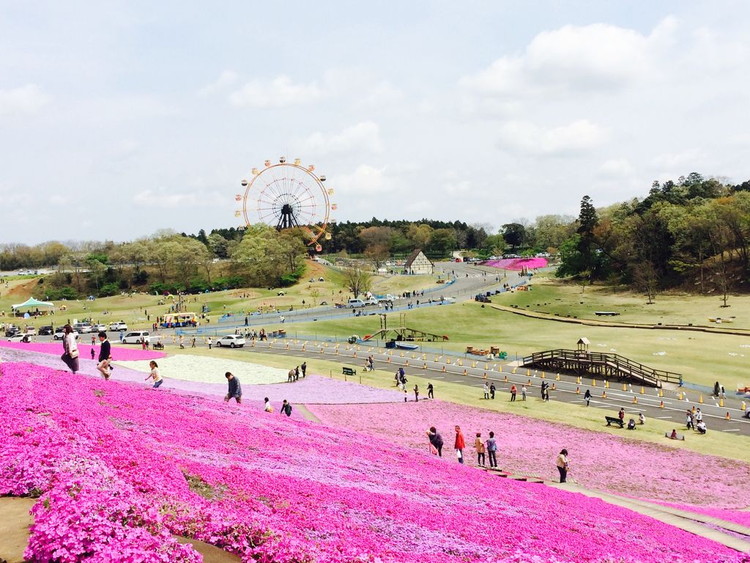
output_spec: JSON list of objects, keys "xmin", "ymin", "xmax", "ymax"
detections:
[
  {"xmin": 0, "ymin": 497, "xmax": 34, "ymax": 563},
  {"xmin": 0, "ymin": 497, "xmax": 240, "ymax": 563},
  {"xmin": 491, "ymin": 304, "xmax": 750, "ymax": 336}
]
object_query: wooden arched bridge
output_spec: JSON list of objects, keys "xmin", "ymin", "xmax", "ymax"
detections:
[{"xmin": 520, "ymin": 349, "xmax": 681, "ymax": 388}]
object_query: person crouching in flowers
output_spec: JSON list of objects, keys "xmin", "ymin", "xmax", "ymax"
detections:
[
  {"xmin": 426, "ymin": 427, "xmax": 443, "ymax": 457},
  {"xmin": 145, "ymin": 360, "xmax": 163, "ymax": 388},
  {"xmin": 224, "ymin": 372, "xmax": 241, "ymax": 404},
  {"xmin": 556, "ymin": 449, "xmax": 569, "ymax": 483}
]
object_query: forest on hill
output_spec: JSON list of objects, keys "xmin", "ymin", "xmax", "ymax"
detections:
[{"xmin": 1, "ymin": 173, "xmax": 748, "ymax": 298}]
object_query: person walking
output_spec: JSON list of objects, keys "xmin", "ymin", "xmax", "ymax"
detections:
[
  {"xmin": 427, "ymin": 382, "xmax": 434, "ymax": 399},
  {"xmin": 686, "ymin": 410, "xmax": 694, "ymax": 430},
  {"xmin": 486, "ymin": 431, "xmax": 498, "ymax": 468},
  {"xmin": 427, "ymin": 426, "xmax": 443, "ymax": 457},
  {"xmin": 556, "ymin": 449, "xmax": 569, "ymax": 483},
  {"xmin": 454, "ymin": 425, "xmax": 466, "ymax": 464},
  {"xmin": 224, "ymin": 372, "xmax": 242, "ymax": 403},
  {"xmin": 60, "ymin": 324, "xmax": 79, "ymax": 374},
  {"xmin": 207, "ymin": 337, "xmax": 213, "ymax": 350},
  {"xmin": 414, "ymin": 384, "xmax": 419, "ymax": 402},
  {"xmin": 618, "ymin": 407, "xmax": 625, "ymax": 424},
  {"xmin": 483, "ymin": 382, "xmax": 490, "ymax": 400},
  {"xmin": 97, "ymin": 331, "xmax": 112, "ymax": 380},
  {"xmin": 490, "ymin": 382, "xmax": 496, "ymax": 400},
  {"xmin": 145, "ymin": 360, "xmax": 163, "ymax": 388},
  {"xmin": 301, "ymin": 361, "xmax": 307, "ymax": 377},
  {"xmin": 584, "ymin": 389, "xmax": 591, "ymax": 406},
  {"xmin": 521, "ymin": 385, "xmax": 527, "ymax": 401},
  {"xmin": 510, "ymin": 384, "xmax": 517, "ymax": 402},
  {"xmin": 474, "ymin": 433, "xmax": 486, "ymax": 467}
]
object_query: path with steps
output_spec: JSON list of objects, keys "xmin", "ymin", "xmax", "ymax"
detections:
[{"xmin": 479, "ymin": 466, "xmax": 750, "ymax": 554}]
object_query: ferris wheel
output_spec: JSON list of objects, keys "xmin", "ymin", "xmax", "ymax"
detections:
[{"xmin": 236, "ymin": 157, "xmax": 336, "ymax": 251}]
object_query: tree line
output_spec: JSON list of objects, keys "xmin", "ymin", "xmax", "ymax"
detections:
[
  {"xmin": 557, "ymin": 173, "xmax": 750, "ymax": 302},
  {"xmin": 2, "ymin": 171, "xmax": 748, "ymax": 299}
]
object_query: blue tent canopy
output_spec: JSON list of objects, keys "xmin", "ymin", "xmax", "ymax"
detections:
[{"xmin": 11, "ymin": 297, "xmax": 54, "ymax": 310}]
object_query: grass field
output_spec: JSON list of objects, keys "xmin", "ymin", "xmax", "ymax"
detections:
[
  {"xmin": 121, "ymin": 345, "xmax": 750, "ymax": 466},
  {"xmin": 2, "ymin": 265, "xmax": 749, "ymax": 390}
]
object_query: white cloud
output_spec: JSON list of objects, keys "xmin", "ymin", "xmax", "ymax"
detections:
[
  {"xmin": 228, "ymin": 75, "xmax": 323, "ymax": 108},
  {"xmin": 497, "ymin": 119, "xmax": 606, "ymax": 156},
  {"xmin": 133, "ymin": 189, "xmax": 210, "ymax": 208},
  {"xmin": 0, "ymin": 84, "xmax": 50, "ymax": 117},
  {"xmin": 198, "ymin": 70, "xmax": 239, "ymax": 97},
  {"xmin": 459, "ymin": 20, "xmax": 671, "ymax": 105},
  {"xmin": 524, "ymin": 23, "xmax": 652, "ymax": 90},
  {"xmin": 301, "ymin": 122, "xmax": 383, "ymax": 155},
  {"xmin": 336, "ymin": 164, "xmax": 393, "ymax": 195},
  {"xmin": 442, "ymin": 180, "xmax": 472, "ymax": 195},
  {"xmin": 598, "ymin": 158, "xmax": 635, "ymax": 178}
]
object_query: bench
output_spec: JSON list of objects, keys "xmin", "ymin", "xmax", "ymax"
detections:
[
  {"xmin": 342, "ymin": 367, "xmax": 356, "ymax": 376},
  {"xmin": 595, "ymin": 311, "xmax": 620, "ymax": 316},
  {"xmin": 665, "ymin": 432, "xmax": 685, "ymax": 441},
  {"xmin": 605, "ymin": 416, "xmax": 624, "ymax": 428}
]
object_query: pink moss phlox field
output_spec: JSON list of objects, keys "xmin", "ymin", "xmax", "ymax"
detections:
[
  {"xmin": 1, "ymin": 362, "xmax": 746, "ymax": 563},
  {"xmin": 0, "ymin": 339, "xmax": 166, "ymax": 361},
  {"xmin": 307, "ymin": 401, "xmax": 750, "ymax": 510},
  {"xmin": 484, "ymin": 257, "xmax": 548, "ymax": 270}
]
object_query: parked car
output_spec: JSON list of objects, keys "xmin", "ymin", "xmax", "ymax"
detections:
[
  {"xmin": 122, "ymin": 331, "xmax": 149, "ymax": 344},
  {"xmin": 73, "ymin": 323, "xmax": 93, "ymax": 334},
  {"xmin": 53, "ymin": 328, "xmax": 79, "ymax": 340},
  {"xmin": 38, "ymin": 325, "xmax": 54, "ymax": 336},
  {"xmin": 216, "ymin": 335, "xmax": 246, "ymax": 348},
  {"xmin": 347, "ymin": 299, "xmax": 366, "ymax": 308},
  {"xmin": 109, "ymin": 321, "xmax": 128, "ymax": 332},
  {"xmin": 24, "ymin": 326, "xmax": 37, "ymax": 335},
  {"xmin": 363, "ymin": 298, "xmax": 378, "ymax": 306},
  {"xmin": 4, "ymin": 325, "xmax": 20, "ymax": 337},
  {"xmin": 8, "ymin": 333, "xmax": 32, "ymax": 343},
  {"xmin": 91, "ymin": 323, "xmax": 107, "ymax": 333}
]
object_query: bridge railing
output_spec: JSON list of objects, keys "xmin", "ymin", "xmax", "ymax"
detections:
[{"xmin": 522, "ymin": 349, "xmax": 681, "ymax": 386}]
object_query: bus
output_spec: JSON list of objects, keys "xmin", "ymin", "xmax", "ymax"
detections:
[{"xmin": 160, "ymin": 312, "xmax": 198, "ymax": 328}]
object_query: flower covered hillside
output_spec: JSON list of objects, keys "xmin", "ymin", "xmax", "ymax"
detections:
[{"xmin": 0, "ymin": 361, "xmax": 745, "ymax": 563}]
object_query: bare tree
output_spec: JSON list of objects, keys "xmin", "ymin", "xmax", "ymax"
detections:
[{"xmin": 342, "ymin": 267, "xmax": 373, "ymax": 298}]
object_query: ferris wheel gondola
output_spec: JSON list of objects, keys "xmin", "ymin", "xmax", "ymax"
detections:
[{"xmin": 237, "ymin": 157, "xmax": 334, "ymax": 250}]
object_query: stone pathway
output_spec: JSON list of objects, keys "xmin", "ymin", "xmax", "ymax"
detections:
[{"xmin": 478, "ymin": 467, "xmax": 750, "ymax": 554}]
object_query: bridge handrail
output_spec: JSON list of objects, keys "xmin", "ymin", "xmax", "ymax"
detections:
[{"xmin": 522, "ymin": 348, "xmax": 681, "ymax": 384}]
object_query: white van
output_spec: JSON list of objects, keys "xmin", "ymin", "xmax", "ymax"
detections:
[
  {"xmin": 347, "ymin": 299, "xmax": 366, "ymax": 308},
  {"xmin": 122, "ymin": 331, "xmax": 150, "ymax": 344}
]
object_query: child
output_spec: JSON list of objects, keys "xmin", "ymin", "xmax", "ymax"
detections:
[
  {"xmin": 90, "ymin": 346, "xmax": 96, "ymax": 360},
  {"xmin": 145, "ymin": 360, "xmax": 163, "ymax": 388}
]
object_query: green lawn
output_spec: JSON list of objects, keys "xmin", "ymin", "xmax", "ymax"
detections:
[
  {"xmin": 3, "ymin": 266, "xmax": 749, "ymax": 390},
  {"xmin": 502, "ymin": 275, "xmax": 750, "ymax": 330}
]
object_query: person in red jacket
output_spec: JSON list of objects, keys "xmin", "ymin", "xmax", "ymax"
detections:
[{"xmin": 454, "ymin": 425, "xmax": 466, "ymax": 464}]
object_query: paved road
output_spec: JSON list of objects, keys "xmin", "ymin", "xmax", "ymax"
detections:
[
  {"xmin": 239, "ymin": 338, "xmax": 750, "ymax": 438},
  {"xmin": 205, "ymin": 260, "xmax": 518, "ymax": 332}
]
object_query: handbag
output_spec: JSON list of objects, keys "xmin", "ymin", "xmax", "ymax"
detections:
[{"xmin": 69, "ymin": 348, "xmax": 79, "ymax": 359}]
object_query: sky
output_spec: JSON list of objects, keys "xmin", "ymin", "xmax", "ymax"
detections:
[{"xmin": 2, "ymin": 1, "xmax": 750, "ymax": 246}]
